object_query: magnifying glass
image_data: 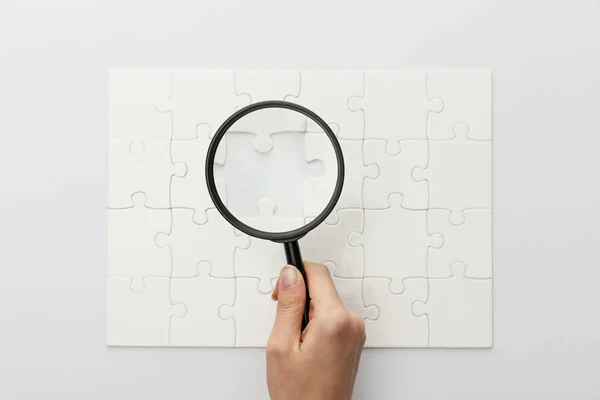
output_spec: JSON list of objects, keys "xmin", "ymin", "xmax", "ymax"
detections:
[{"xmin": 205, "ymin": 100, "xmax": 345, "ymax": 331}]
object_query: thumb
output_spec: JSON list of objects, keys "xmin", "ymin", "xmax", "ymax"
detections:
[{"xmin": 268, "ymin": 265, "xmax": 306, "ymax": 351}]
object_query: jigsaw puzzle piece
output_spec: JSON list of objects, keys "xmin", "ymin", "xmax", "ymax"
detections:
[
  {"xmin": 324, "ymin": 263, "xmax": 379, "ymax": 320},
  {"xmin": 349, "ymin": 72, "xmax": 442, "ymax": 154},
  {"xmin": 109, "ymin": 70, "xmax": 172, "ymax": 153},
  {"xmin": 427, "ymin": 71, "xmax": 492, "ymax": 140},
  {"xmin": 363, "ymin": 139, "xmax": 428, "ymax": 210},
  {"xmin": 301, "ymin": 209, "xmax": 365, "ymax": 278},
  {"xmin": 427, "ymin": 208, "xmax": 492, "ymax": 279},
  {"xmin": 170, "ymin": 262, "xmax": 235, "ymax": 347},
  {"xmin": 303, "ymin": 132, "xmax": 339, "ymax": 219},
  {"xmin": 412, "ymin": 124, "xmax": 492, "ymax": 224},
  {"xmin": 108, "ymin": 138, "xmax": 186, "ymax": 209},
  {"xmin": 106, "ymin": 193, "xmax": 171, "ymax": 292},
  {"xmin": 171, "ymin": 134, "xmax": 227, "ymax": 224},
  {"xmin": 241, "ymin": 198, "xmax": 305, "ymax": 233},
  {"xmin": 107, "ymin": 277, "xmax": 185, "ymax": 346},
  {"xmin": 304, "ymin": 134, "xmax": 378, "ymax": 221},
  {"xmin": 235, "ymin": 71, "xmax": 301, "ymax": 102},
  {"xmin": 348, "ymin": 194, "xmax": 442, "ymax": 293},
  {"xmin": 234, "ymin": 235, "xmax": 285, "ymax": 294},
  {"xmin": 413, "ymin": 262, "xmax": 492, "ymax": 348},
  {"xmin": 363, "ymin": 277, "xmax": 429, "ymax": 347},
  {"xmin": 228, "ymin": 107, "xmax": 308, "ymax": 152},
  {"xmin": 285, "ymin": 71, "xmax": 364, "ymax": 139},
  {"xmin": 219, "ymin": 278, "xmax": 277, "ymax": 347},
  {"xmin": 157, "ymin": 71, "xmax": 251, "ymax": 140},
  {"xmin": 155, "ymin": 208, "xmax": 250, "ymax": 278}
]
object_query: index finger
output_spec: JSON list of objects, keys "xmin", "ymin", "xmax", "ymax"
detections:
[{"xmin": 303, "ymin": 261, "xmax": 343, "ymax": 308}]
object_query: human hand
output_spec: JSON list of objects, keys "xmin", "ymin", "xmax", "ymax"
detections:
[{"xmin": 266, "ymin": 262, "xmax": 366, "ymax": 400}]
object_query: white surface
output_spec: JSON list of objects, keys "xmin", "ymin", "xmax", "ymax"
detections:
[
  {"xmin": 240, "ymin": 197, "xmax": 305, "ymax": 233},
  {"xmin": 1, "ymin": 1, "xmax": 599, "ymax": 398},
  {"xmin": 216, "ymin": 131, "xmax": 324, "ymax": 222}
]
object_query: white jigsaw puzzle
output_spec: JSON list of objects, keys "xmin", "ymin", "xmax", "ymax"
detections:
[
  {"xmin": 108, "ymin": 138, "xmax": 186, "ymax": 209},
  {"xmin": 234, "ymin": 236, "xmax": 285, "ymax": 294},
  {"xmin": 170, "ymin": 132, "xmax": 227, "ymax": 224},
  {"xmin": 157, "ymin": 70, "xmax": 251, "ymax": 139},
  {"xmin": 427, "ymin": 208, "xmax": 493, "ymax": 279},
  {"xmin": 427, "ymin": 71, "xmax": 493, "ymax": 140},
  {"xmin": 170, "ymin": 262, "xmax": 236, "ymax": 347},
  {"xmin": 413, "ymin": 262, "xmax": 493, "ymax": 348},
  {"xmin": 235, "ymin": 71, "xmax": 301, "ymax": 103},
  {"xmin": 301, "ymin": 209, "xmax": 365, "ymax": 278},
  {"xmin": 348, "ymin": 194, "xmax": 443, "ymax": 293},
  {"xmin": 109, "ymin": 70, "xmax": 172, "ymax": 153},
  {"xmin": 363, "ymin": 277, "xmax": 429, "ymax": 347},
  {"xmin": 107, "ymin": 277, "xmax": 185, "ymax": 346},
  {"xmin": 107, "ymin": 70, "xmax": 493, "ymax": 349},
  {"xmin": 155, "ymin": 208, "xmax": 250, "ymax": 278},
  {"xmin": 324, "ymin": 263, "xmax": 379, "ymax": 321},
  {"xmin": 219, "ymin": 278, "xmax": 277, "ymax": 347},
  {"xmin": 285, "ymin": 71, "xmax": 364, "ymax": 139},
  {"xmin": 349, "ymin": 71, "xmax": 443, "ymax": 155},
  {"xmin": 106, "ymin": 193, "xmax": 171, "ymax": 292},
  {"xmin": 413, "ymin": 123, "xmax": 492, "ymax": 224},
  {"xmin": 363, "ymin": 139, "xmax": 429, "ymax": 210}
]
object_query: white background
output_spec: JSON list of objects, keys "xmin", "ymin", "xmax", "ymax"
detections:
[{"xmin": 1, "ymin": 1, "xmax": 599, "ymax": 398}]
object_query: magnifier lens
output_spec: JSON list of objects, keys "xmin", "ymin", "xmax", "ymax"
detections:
[{"xmin": 212, "ymin": 107, "xmax": 338, "ymax": 234}]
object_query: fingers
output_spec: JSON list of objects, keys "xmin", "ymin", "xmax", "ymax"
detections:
[
  {"xmin": 267, "ymin": 266, "xmax": 306, "ymax": 352},
  {"xmin": 303, "ymin": 261, "xmax": 343, "ymax": 308}
]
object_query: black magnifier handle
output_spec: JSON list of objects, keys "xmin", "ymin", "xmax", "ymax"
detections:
[{"xmin": 283, "ymin": 241, "xmax": 310, "ymax": 331}]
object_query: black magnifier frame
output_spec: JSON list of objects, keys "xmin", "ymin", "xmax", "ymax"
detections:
[{"xmin": 205, "ymin": 100, "xmax": 345, "ymax": 331}]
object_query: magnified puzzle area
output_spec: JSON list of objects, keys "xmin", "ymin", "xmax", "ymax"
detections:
[{"xmin": 107, "ymin": 70, "xmax": 493, "ymax": 348}]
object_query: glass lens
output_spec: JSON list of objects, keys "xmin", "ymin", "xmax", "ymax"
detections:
[{"xmin": 212, "ymin": 107, "xmax": 338, "ymax": 234}]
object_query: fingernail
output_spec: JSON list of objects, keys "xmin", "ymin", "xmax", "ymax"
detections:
[{"xmin": 280, "ymin": 266, "xmax": 298, "ymax": 288}]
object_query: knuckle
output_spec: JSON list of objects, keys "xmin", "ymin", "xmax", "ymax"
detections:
[
  {"xmin": 352, "ymin": 313, "xmax": 367, "ymax": 342},
  {"xmin": 326, "ymin": 311, "xmax": 354, "ymax": 335},
  {"xmin": 266, "ymin": 340, "xmax": 289, "ymax": 362}
]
